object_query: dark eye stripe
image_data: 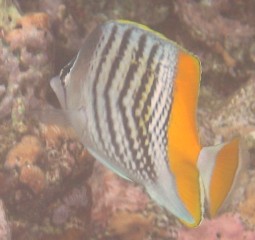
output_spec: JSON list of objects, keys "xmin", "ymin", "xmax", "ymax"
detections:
[
  {"xmin": 92, "ymin": 25, "xmax": 118, "ymax": 153},
  {"xmin": 59, "ymin": 56, "xmax": 77, "ymax": 86},
  {"xmin": 59, "ymin": 56, "xmax": 77, "ymax": 108}
]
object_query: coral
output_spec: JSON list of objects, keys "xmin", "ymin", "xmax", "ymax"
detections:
[
  {"xmin": 178, "ymin": 213, "xmax": 255, "ymax": 240},
  {"xmin": 5, "ymin": 135, "xmax": 42, "ymax": 169},
  {"xmin": 5, "ymin": 12, "xmax": 51, "ymax": 49},
  {"xmin": 63, "ymin": 185, "xmax": 90, "ymax": 208},
  {"xmin": 0, "ymin": 0, "xmax": 21, "ymax": 31},
  {"xmin": 89, "ymin": 162, "xmax": 149, "ymax": 225},
  {"xmin": 39, "ymin": 123, "xmax": 76, "ymax": 148},
  {"xmin": 52, "ymin": 184, "xmax": 91, "ymax": 226},
  {"xmin": 176, "ymin": 1, "xmax": 254, "ymax": 45},
  {"xmin": 16, "ymin": 0, "xmax": 172, "ymax": 69},
  {"xmin": 0, "ymin": 11, "xmax": 54, "ymax": 119},
  {"xmin": 0, "ymin": 116, "xmax": 94, "ymax": 238},
  {"xmin": 173, "ymin": 0, "xmax": 255, "ymax": 103},
  {"xmin": 65, "ymin": 0, "xmax": 171, "ymax": 28},
  {"xmin": 107, "ymin": 211, "xmax": 154, "ymax": 240},
  {"xmin": 210, "ymin": 76, "xmax": 255, "ymax": 141},
  {"xmin": 0, "ymin": 200, "xmax": 11, "ymax": 240},
  {"xmin": 52, "ymin": 204, "xmax": 70, "ymax": 226},
  {"xmin": 11, "ymin": 96, "xmax": 27, "ymax": 133},
  {"xmin": 19, "ymin": 165, "xmax": 46, "ymax": 194},
  {"xmin": 48, "ymin": 226, "xmax": 86, "ymax": 240},
  {"xmin": 238, "ymin": 175, "xmax": 255, "ymax": 228},
  {"xmin": 1, "ymin": 1, "xmax": 255, "ymax": 239},
  {"xmin": 198, "ymin": 75, "xmax": 255, "ymax": 146},
  {"xmin": 15, "ymin": 12, "xmax": 49, "ymax": 29}
]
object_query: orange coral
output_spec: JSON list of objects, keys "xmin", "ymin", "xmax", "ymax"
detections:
[
  {"xmin": 108, "ymin": 211, "xmax": 154, "ymax": 240},
  {"xmin": 19, "ymin": 165, "xmax": 46, "ymax": 194},
  {"xmin": 5, "ymin": 135, "xmax": 42, "ymax": 169},
  {"xmin": 5, "ymin": 13, "xmax": 52, "ymax": 50},
  {"xmin": 16, "ymin": 13, "xmax": 49, "ymax": 29},
  {"xmin": 42, "ymin": 227, "xmax": 85, "ymax": 240},
  {"xmin": 40, "ymin": 123, "xmax": 76, "ymax": 147}
]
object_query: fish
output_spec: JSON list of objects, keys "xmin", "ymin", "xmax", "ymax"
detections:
[{"xmin": 50, "ymin": 20, "xmax": 241, "ymax": 227}]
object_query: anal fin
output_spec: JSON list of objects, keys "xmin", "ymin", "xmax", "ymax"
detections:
[{"xmin": 197, "ymin": 139, "xmax": 240, "ymax": 216}]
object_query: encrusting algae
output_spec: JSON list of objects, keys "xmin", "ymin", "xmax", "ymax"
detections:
[{"xmin": 0, "ymin": 0, "xmax": 20, "ymax": 31}]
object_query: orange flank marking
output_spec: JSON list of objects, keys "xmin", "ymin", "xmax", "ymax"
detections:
[
  {"xmin": 167, "ymin": 51, "xmax": 202, "ymax": 226},
  {"xmin": 209, "ymin": 138, "xmax": 239, "ymax": 216}
]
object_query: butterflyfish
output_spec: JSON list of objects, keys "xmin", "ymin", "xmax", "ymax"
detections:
[{"xmin": 50, "ymin": 20, "xmax": 241, "ymax": 227}]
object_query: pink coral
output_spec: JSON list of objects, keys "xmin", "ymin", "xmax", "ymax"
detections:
[
  {"xmin": 178, "ymin": 213, "xmax": 255, "ymax": 240},
  {"xmin": 52, "ymin": 184, "xmax": 91, "ymax": 226},
  {"xmin": 89, "ymin": 162, "xmax": 149, "ymax": 224}
]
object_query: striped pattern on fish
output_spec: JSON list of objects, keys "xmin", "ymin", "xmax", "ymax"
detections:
[
  {"xmin": 51, "ymin": 20, "xmax": 242, "ymax": 227},
  {"xmin": 66, "ymin": 22, "xmax": 178, "ymax": 182}
]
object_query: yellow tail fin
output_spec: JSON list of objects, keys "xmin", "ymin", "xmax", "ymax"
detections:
[{"xmin": 197, "ymin": 139, "xmax": 240, "ymax": 216}]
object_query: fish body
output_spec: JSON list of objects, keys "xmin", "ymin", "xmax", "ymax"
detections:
[{"xmin": 51, "ymin": 20, "xmax": 240, "ymax": 227}]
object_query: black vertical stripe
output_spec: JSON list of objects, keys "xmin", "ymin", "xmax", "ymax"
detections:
[
  {"xmin": 104, "ymin": 28, "xmax": 133, "ymax": 159},
  {"xmin": 161, "ymin": 96, "xmax": 173, "ymax": 149},
  {"xmin": 118, "ymin": 33, "xmax": 150, "ymax": 175},
  {"xmin": 92, "ymin": 25, "xmax": 117, "ymax": 152},
  {"xmin": 140, "ymin": 47, "xmax": 162, "ymax": 122},
  {"xmin": 132, "ymin": 43, "xmax": 160, "ymax": 180},
  {"xmin": 145, "ymin": 52, "xmax": 173, "ymax": 174},
  {"xmin": 147, "ymin": 54, "xmax": 170, "ymax": 138}
]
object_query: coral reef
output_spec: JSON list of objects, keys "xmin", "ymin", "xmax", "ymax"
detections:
[
  {"xmin": 52, "ymin": 184, "xmax": 91, "ymax": 226},
  {"xmin": 0, "ymin": 0, "xmax": 21, "ymax": 31},
  {"xmin": 19, "ymin": 165, "xmax": 46, "ymax": 194},
  {"xmin": 5, "ymin": 135, "xmax": 42, "ymax": 169},
  {"xmin": 0, "ymin": 0, "xmax": 254, "ymax": 239},
  {"xmin": 175, "ymin": 1, "xmax": 254, "ymax": 92},
  {"xmin": 89, "ymin": 162, "xmax": 149, "ymax": 225},
  {"xmin": 89, "ymin": 162, "xmax": 179, "ymax": 240},
  {"xmin": 178, "ymin": 213, "xmax": 255, "ymax": 240},
  {"xmin": 238, "ymin": 174, "xmax": 255, "ymax": 228},
  {"xmin": 0, "ymin": 9, "xmax": 54, "ymax": 119},
  {"xmin": 64, "ymin": 0, "xmax": 171, "ymax": 28},
  {"xmin": 210, "ymin": 76, "xmax": 255, "ymax": 141},
  {"xmin": 107, "ymin": 211, "xmax": 154, "ymax": 240},
  {"xmin": 0, "ymin": 119, "xmax": 94, "ymax": 240}
]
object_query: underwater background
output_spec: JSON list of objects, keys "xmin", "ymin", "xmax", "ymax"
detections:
[{"xmin": 0, "ymin": 0, "xmax": 255, "ymax": 239}]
